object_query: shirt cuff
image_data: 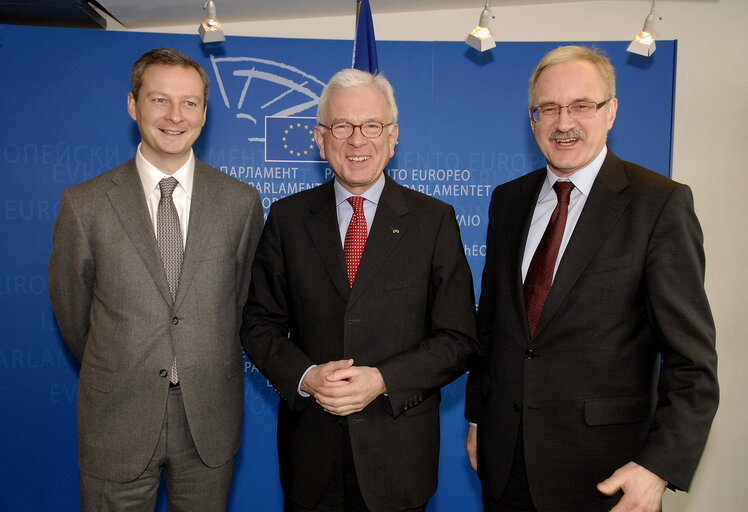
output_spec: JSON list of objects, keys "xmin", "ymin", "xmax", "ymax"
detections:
[{"xmin": 297, "ymin": 365, "xmax": 316, "ymax": 397}]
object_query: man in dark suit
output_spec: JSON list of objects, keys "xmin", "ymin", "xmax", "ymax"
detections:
[
  {"xmin": 465, "ymin": 45, "xmax": 719, "ymax": 511},
  {"xmin": 241, "ymin": 69, "xmax": 479, "ymax": 512},
  {"xmin": 49, "ymin": 48, "xmax": 263, "ymax": 511}
]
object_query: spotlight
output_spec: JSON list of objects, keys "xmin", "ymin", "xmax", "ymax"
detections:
[
  {"xmin": 199, "ymin": 0, "xmax": 225, "ymax": 43},
  {"xmin": 465, "ymin": 1, "xmax": 495, "ymax": 52},
  {"xmin": 627, "ymin": 0, "xmax": 658, "ymax": 57}
]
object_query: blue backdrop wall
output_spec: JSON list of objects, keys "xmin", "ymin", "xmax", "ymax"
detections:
[{"xmin": 0, "ymin": 24, "xmax": 676, "ymax": 510}]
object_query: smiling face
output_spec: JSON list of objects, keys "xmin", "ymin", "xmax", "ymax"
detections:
[
  {"xmin": 314, "ymin": 86, "xmax": 398, "ymax": 195},
  {"xmin": 127, "ymin": 63, "xmax": 206, "ymax": 174},
  {"xmin": 530, "ymin": 59, "xmax": 617, "ymax": 177}
]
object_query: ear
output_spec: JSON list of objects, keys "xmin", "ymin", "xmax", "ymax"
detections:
[
  {"xmin": 387, "ymin": 123, "xmax": 399, "ymax": 158},
  {"xmin": 528, "ymin": 107, "xmax": 538, "ymax": 135},
  {"xmin": 201, "ymin": 104, "xmax": 207, "ymax": 127},
  {"xmin": 127, "ymin": 93, "xmax": 138, "ymax": 122},
  {"xmin": 605, "ymin": 97, "xmax": 618, "ymax": 130},
  {"xmin": 313, "ymin": 125, "xmax": 326, "ymax": 160}
]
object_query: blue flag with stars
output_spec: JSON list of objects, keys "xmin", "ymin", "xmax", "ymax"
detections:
[
  {"xmin": 265, "ymin": 116, "xmax": 323, "ymax": 162},
  {"xmin": 353, "ymin": 0, "xmax": 378, "ymax": 73}
]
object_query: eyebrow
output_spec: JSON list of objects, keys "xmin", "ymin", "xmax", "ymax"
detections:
[{"xmin": 146, "ymin": 91, "xmax": 203, "ymax": 103}]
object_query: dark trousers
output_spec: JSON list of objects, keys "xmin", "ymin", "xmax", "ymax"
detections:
[{"xmin": 482, "ymin": 420, "xmax": 536, "ymax": 512}]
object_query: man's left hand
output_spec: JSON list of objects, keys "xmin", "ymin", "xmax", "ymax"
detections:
[
  {"xmin": 314, "ymin": 365, "xmax": 387, "ymax": 416},
  {"xmin": 597, "ymin": 461, "xmax": 667, "ymax": 512}
]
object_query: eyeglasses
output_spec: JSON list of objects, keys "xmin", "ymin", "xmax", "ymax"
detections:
[
  {"xmin": 530, "ymin": 99, "xmax": 611, "ymax": 122},
  {"xmin": 318, "ymin": 120, "xmax": 393, "ymax": 140}
]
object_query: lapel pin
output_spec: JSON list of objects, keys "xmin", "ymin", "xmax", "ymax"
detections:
[{"xmin": 392, "ymin": 228, "xmax": 400, "ymax": 234}]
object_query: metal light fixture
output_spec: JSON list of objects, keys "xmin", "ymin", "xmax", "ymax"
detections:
[
  {"xmin": 627, "ymin": 0, "xmax": 658, "ymax": 57},
  {"xmin": 465, "ymin": 1, "xmax": 495, "ymax": 52},
  {"xmin": 199, "ymin": 0, "xmax": 225, "ymax": 43}
]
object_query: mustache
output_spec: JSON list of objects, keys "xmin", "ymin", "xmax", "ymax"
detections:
[{"xmin": 549, "ymin": 130, "xmax": 584, "ymax": 141}]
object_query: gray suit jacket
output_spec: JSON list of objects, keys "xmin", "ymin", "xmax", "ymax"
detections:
[
  {"xmin": 466, "ymin": 150, "xmax": 719, "ymax": 511},
  {"xmin": 242, "ymin": 176, "xmax": 479, "ymax": 511},
  {"xmin": 49, "ymin": 158, "xmax": 263, "ymax": 482}
]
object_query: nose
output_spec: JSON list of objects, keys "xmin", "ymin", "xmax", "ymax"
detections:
[
  {"xmin": 555, "ymin": 106, "xmax": 576, "ymax": 131},
  {"xmin": 347, "ymin": 125, "xmax": 367, "ymax": 146},
  {"xmin": 165, "ymin": 103, "xmax": 183, "ymax": 123}
]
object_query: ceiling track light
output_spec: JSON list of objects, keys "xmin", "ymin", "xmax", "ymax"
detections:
[
  {"xmin": 627, "ymin": 0, "xmax": 659, "ymax": 57},
  {"xmin": 199, "ymin": 0, "xmax": 225, "ymax": 43},
  {"xmin": 465, "ymin": 1, "xmax": 496, "ymax": 53}
]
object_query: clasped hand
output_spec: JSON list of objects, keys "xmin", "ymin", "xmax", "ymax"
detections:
[{"xmin": 301, "ymin": 359, "xmax": 387, "ymax": 416}]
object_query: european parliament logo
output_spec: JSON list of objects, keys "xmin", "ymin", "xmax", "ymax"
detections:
[{"xmin": 265, "ymin": 117, "xmax": 323, "ymax": 163}]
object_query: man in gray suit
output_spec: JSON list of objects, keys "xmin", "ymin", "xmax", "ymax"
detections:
[{"xmin": 49, "ymin": 48, "xmax": 263, "ymax": 511}]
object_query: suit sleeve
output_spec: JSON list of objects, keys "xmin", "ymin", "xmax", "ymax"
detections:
[
  {"xmin": 634, "ymin": 184, "xmax": 719, "ymax": 491},
  {"xmin": 234, "ymin": 186, "xmax": 264, "ymax": 331},
  {"xmin": 240, "ymin": 207, "xmax": 316, "ymax": 409},
  {"xmin": 465, "ymin": 188, "xmax": 498, "ymax": 424},
  {"xmin": 48, "ymin": 189, "xmax": 94, "ymax": 362},
  {"xmin": 376, "ymin": 204, "xmax": 480, "ymax": 417}
]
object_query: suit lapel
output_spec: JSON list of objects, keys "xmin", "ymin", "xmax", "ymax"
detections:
[
  {"xmin": 347, "ymin": 177, "xmax": 410, "ymax": 308},
  {"xmin": 532, "ymin": 151, "xmax": 630, "ymax": 338},
  {"xmin": 106, "ymin": 160, "xmax": 173, "ymax": 306},
  {"xmin": 305, "ymin": 181, "xmax": 351, "ymax": 301},
  {"xmin": 173, "ymin": 161, "xmax": 220, "ymax": 311},
  {"xmin": 510, "ymin": 171, "xmax": 546, "ymax": 341}
]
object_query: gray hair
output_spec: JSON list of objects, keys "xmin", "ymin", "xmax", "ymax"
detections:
[
  {"xmin": 528, "ymin": 45, "xmax": 616, "ymax": 105},
  {"xmin": 316, "ymin": 69, "xmax": 398, "ymax": 129}
]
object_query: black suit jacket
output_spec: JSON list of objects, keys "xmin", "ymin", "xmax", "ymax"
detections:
[
  {"xmin": 242, "ymin": 176, "xmax": 479, "ymax": 511},
  {"xmin": 465, "ymin": 150, "xmax": 718, "ymax": 511}
]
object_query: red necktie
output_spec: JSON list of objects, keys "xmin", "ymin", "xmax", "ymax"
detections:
[
  {"xmin": 344, "ymin": 196, "xmax": 367, "ymax": 287},
  {"xmin": 524, "ymin": 181, "xmax": 574, "ymax": 336}
]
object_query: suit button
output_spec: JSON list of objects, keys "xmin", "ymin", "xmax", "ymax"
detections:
[
  {"xmin": 172, "ymin": 317, "xmax": 179, "ymax": 325},
  {"xmin": 525, "ymin": 349, "xmax": 537, "ymax": 359},
  {"xmin": 336, "ymin": 419, "xmax": 344, "ymax": 427},
  {"xmin": 513, "ymin": 403, "xmax": 521, "ymax": 412},
  {"xmin": 159, "ymin": 369, "xmax": 168, "ymax": 378}
]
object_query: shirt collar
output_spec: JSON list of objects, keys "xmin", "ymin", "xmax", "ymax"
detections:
[
  {"xmin": 334, "ymin": 173, "xmax": 386, "ymax": 207},
  {"xmin": 537, "ymin": 145, "xmax": 607, "ymax": 203},
  {"xmin": 135, "ymin": 143, "xmax": 195, "ymax": 198}
]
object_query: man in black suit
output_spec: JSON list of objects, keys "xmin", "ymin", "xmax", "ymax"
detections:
[
  {"xmin": 465, "ymin": 45, "xmax": 718, "ymax": 511},
  {"xmin": 241, "ymin": 69, "xmax": 479, "ymax": 511}
]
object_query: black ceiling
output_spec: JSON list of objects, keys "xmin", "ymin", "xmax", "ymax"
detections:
[{"xmin": 0, "ymin": 0, "xmax": 108, "ymax": 29}]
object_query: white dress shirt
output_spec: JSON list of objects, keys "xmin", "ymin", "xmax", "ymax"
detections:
[
  {"xmin": 135, "ymin": 144, "xmax": 195, "ymax": 247},
  {"xmin": 521, "ymin": 146, "xmax": 607, "ymax": 283}
]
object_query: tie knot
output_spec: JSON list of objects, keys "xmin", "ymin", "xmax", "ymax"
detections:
[
  {"xmin": 159, "ymin": 177, "xmax": 179, "ymax": 199},
  {"xmin": 347, "ymin": 195, "xmax": 364, "ymax": 213},
  {"xmin": 553, "ymin": 181, "xmax": 574, "ymax": 204}
]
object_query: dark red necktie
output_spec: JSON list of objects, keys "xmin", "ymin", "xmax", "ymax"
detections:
[
  {"xmin": 343, "ymin": 196, "xmax": 367, "ymax": 287},
  {"xmin": 524, "ymin": 181, "xmax": 574, "ymax": 336}
]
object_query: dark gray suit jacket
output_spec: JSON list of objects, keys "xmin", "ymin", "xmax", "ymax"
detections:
[
  {"xmin": 49, "ymin": 158, "xmax": 263, "ymax": 482},
  {"xmin": 466, "ymin": 150, "xmax": 719, "ymax": 511},
  {"xmin": 242, "ymin": 176, "xmax": 479, "ymax": 511}
]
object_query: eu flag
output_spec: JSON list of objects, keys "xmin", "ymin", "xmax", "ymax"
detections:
[
  {"xmin": 353, "ymin": 0, "xmax": 378, "ymax": 74},
  {"xmin": 265, "ymin": 117, "xmax": 323, "ymax": 162}
]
